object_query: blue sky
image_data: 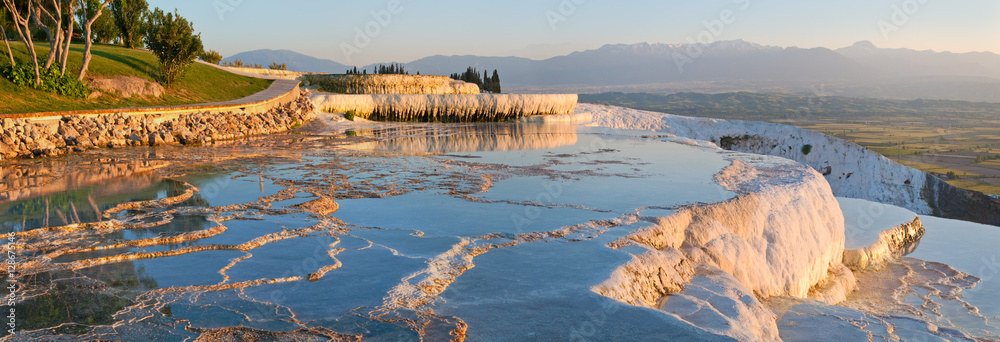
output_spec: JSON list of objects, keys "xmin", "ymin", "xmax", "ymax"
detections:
[{"xmin": 148, "ymin": 0, "xmax": 1000, "ymax": 65}]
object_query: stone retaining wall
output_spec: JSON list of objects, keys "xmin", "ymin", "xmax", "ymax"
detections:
[{"xmin": 0, "ymin": 94, "xmax": 315, "ymax": 161}]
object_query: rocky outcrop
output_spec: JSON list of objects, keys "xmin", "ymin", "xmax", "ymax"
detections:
[
  {"xmin": 312, "ymin": 94, "xmax": 578, "ymax": 122},
  {"xmin": 0, "ymin": 94, "xmax": 315, "ymax": 161},
  {"xmin": 921, "ymin": 174, "xmax": 1000, "ymax": 226},
  {"xmin": 87, "ymin": 76, "xmax": 165, "ymax": 99}
]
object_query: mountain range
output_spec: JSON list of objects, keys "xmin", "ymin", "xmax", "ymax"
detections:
[{"xmin": 224, "ymin": 41, "xmax": 1000, "ymax": 102}]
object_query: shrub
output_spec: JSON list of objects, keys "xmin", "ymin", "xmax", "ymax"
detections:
[
  {"xmin": 222, "ymin": 59, "xmax": 244, "ymax": 67},
  {"xmin": 145, "ymin": 8, "xmax": 203, "ymax": 87},
  {"xmin": 199, "ymin": 49, "xmax": 223, "ymax": 64},
  {"xmin": 344, "ymin": 110, "xmax": 356, "ymax": 121},
  {"xmin": 222, "ymin": 59, "xmax": 262, "ymax": 69},
  {"xmin": 268, "ymin": 62, "xmax": 287, "ymax": 71},
  {"xmin": 801, "ymin": 144, "xmax": 813, "ymax": 156},
  {"xmin": 1, "ymin": 63, "xmax": 36, "ymax": 87},
  {"xmin": 1, "ymin": 62, "xmax": 89, "ymax": 98}
]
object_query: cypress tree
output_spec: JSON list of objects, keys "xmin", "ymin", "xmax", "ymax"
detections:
[{"xmin": 491, "ymin": 70, "xmax": 501, "ymax": 93}]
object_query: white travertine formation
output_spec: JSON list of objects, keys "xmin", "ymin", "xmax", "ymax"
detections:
[
  {"xmin": 304, "ymin": 74, "xmax": 480, "ymax": 94},
  {"xmin": 582, "ymin": 103, "xmax": 935, "ymax": 214},
  {"xmin": 311, "ymin": 94, "xmax": 579, "ymax": 122},
  {"xmin": 842, "ymin": 216, "xmax": 924, "ymax": 271},
  {"xmin": 601, "ymin": 154, "xmax": 852, "ymax": 306},
  {"xmin": 595, "ymin": 151, "xmax": 852, "ymax": 341}
]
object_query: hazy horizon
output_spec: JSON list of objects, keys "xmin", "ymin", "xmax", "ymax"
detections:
[
  {"xmin": 148, "ymin": 0, "xmax": 1000, "ymax": 65},
  {"xmin": 228, "ymin": 39, "xmax": 997, "ymax": 66}
]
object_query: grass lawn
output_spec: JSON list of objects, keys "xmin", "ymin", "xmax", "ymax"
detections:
[{"xmin": 0, "ymin": 42, "xmax": 272, "ymax": 114}]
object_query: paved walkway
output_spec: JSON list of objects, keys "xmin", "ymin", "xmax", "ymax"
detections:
[
  {"xmin": 195, "ymin": 61, "xmax": 321, "ymax": 80},
  {"xmin": 4, "ymin": 67, "xmax": 301, "ymax": 119}
]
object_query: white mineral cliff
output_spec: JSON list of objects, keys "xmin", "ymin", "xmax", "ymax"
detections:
[
  {"xmin": 581, "ymin": 103, "xmax": 934, "ymax": 214},
  {"xmin": 311, "ymin": 94, "xmax": 578, "ymax": 121},
  {"xmin": 594, "ymin": 145, "xmax": 855, "ymax": 341},
  {"xmin": 304, "ymin": 74, "xmax": 480, "ymax": 94}
]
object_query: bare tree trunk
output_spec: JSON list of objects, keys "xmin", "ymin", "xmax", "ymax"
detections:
[
  {"xmin": 32, "ymin": 0, "xmax": 61, "ymax": 70},
  {"xmin": 4, "ymin": 0, "xmax": 41, "ymax": 86},
  {"xmin": 1, "ymin": 18, "xmax": 13, "ymax": 65},
  {"xmin": 77, "ymin": 0, "xmax": 111, "ymax": 81},
  {"xmin": 59, "ymin": 1, "xmax": 74, "ymax": 76}
]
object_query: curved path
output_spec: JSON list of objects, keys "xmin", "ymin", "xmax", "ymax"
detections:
[{"xmin": 5, "ymin": 64, "xmax": 302, "ymax": 120}]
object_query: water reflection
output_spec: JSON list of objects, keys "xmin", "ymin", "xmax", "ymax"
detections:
[
  {"xmin": 0, "ymin": 123, "xmax": 796, "ymax": 340},
  {"xmin": 0, "ymin": 177, "xmax": 192, "ymax": 233},
  {"xmin": 0, "ymin": 158, "xmax": 169, "ymax": 203},
  {"xmin": 343, "ymin": 123, "xmax": 578, "ymax": 154}
]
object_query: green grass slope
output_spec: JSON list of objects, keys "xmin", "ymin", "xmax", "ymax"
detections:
[{"xmin": 0, "ymin": 42, "xmax": 272, "ymax": 114}]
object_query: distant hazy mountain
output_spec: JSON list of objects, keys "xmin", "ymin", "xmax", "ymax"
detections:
[
  {"xmin": 226, "ymin": 40, "xmax": 1000, "ymax": 101},
  {"xmin": 383, "ymin": 40, "xmax": 868, "ymax": 88},
  {"xmin": 223, "ymin": 49, "xmax": 350, "ymax": 73},
  {"xmin": 836, "ymin": 41, "xmax": 1000, "ymax": 80}
]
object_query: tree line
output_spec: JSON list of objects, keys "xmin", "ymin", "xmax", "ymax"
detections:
[
  {"xmin": 2, "ymin": 0, "xmax": 208, "ymax": 92},
  {"xmin": 450, "ymin": 67, "xmax": 500, "ymax": 93},
  {"xmin": 345, "ymin": 63, "xmax": 412, "ymax": 75}
]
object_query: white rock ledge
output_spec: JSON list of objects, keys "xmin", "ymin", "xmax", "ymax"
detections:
[
  {"xmin": 842, "ymin": 216, "xmax": 924, "ymax": 271},
  {"xmin": 311, "ymin": 94, "xmax": 578, "ymax": 122},
  {"xmin": 596, "ymin": 146, "xmax": 855, "ymax": 340}
]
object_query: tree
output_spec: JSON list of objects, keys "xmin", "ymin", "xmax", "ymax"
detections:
[
  {"xmin": 109, "ymin": 0, "xmax": 146, "ymax": 48},
  {"xmin": 31, "ymin": 0, "xmax": 78, "ymax": 74},
  {"xmin": 2, "ymin": 0, "xmax": 41, "ymax": 85},
  {"xmin": 198, "ymin": 49, "xmax": 222, "ymax": 64},
  {"xmin": 450, "ymin": 66, "xmax": 500, "ymax": 93},
  {"xmin": 77, "ymin": 0, "xmax": 117, "ymax": 44},
  {"xmin": 77, "ymin": 0, "xmax": 113, "ymax": 81},
  {"xmin": 491, "ymin": 69, "xmax": 500, "ymax": 93},
  {"xmin": 268, "ymin": 62, "xmax": 285, "ymax": 70},
  {"xmin": 145, "ymin": 8, "xmax": 202, "ymax": 87},
  {"xmin": 373, "ymin": 63, "xmax": 407, "ymax": 75}
]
